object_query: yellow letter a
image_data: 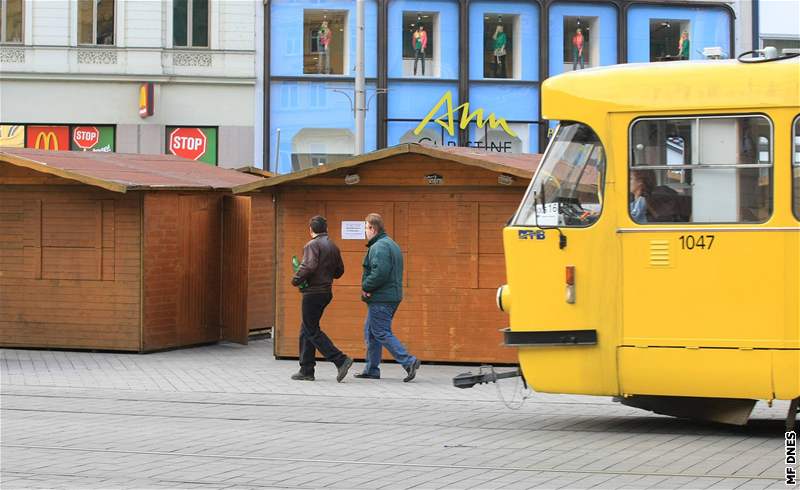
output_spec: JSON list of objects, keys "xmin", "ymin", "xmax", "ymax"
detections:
[{"xmin": 414, "ymin": 91, "xmax": 457, "ymax": 137}]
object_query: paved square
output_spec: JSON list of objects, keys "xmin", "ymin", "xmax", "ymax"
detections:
[{"xmin": 0, "ymin": 339, "xmax": 792, "ymax": 489}]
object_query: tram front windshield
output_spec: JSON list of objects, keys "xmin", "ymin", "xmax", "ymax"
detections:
[{"xmin": 514, "ymin": 122, "xmax": 605, "ymax": 227}]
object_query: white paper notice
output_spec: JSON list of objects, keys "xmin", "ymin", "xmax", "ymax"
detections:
[{"xmin": 341, "ymin": 221, "xmax": 366, "ymax": 240}]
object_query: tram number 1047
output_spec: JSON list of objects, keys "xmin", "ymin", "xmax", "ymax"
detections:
[{"xmin": 678, "ymin": 234, "xmax": 715, "ymax": 250}]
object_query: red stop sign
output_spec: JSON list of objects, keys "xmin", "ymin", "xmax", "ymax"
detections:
[
  {"xmin": 169, "ymin": 128, "xmax": 207, "ymax": 161},
  {"xmin": 73, "ymin": 126, "xmax": 100, "ymax": 149}
]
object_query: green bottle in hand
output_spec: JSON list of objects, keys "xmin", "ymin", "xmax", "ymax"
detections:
[{"xmin": 292, "ymin": 255, "xmax": 308, "ymax": 290}]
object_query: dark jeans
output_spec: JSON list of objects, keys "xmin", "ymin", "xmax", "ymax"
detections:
[
  {"xmin": 413, "ymin": 48, "xmax": 425, "ymax": 75},
  {"xmin": 299, "ymin": 292, "xmax": 346, "ymax": 375},
  {"xmin": 362, "ymin": 302, "xmax": 417, "ymax": 377}
]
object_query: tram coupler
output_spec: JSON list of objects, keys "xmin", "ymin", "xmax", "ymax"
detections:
[{"xmin": 452, "ymin": 365, "xmax": 523, "ymax": 389}]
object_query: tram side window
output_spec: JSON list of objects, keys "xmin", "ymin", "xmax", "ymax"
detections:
[
  {"xmin": 793, "ymin": 116, "xmax": 800, "ymax": 220},
  {"xmin": 629, "ymin": 116, "xmax": 772, "ymax": 223}
]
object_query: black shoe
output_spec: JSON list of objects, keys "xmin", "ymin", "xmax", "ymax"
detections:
[
  {"xmin": 403, "ymin": 359, "xmax": 421, "ymax": 383},
  {"xmin": 337, "ymin": 357, "xmax": 353, "ymax": 383},
  {"xmin": 291, "ymin": 371, "xmax": 314, "ymax": 381},
  {"xmin": 354, "ymin": 372, "xmax": 380, "ymax": 379}
]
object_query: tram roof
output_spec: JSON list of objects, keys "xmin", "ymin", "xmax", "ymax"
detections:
[{"xmin": 541, "ymin": 59, "xmax": 800, "ymax": 121}]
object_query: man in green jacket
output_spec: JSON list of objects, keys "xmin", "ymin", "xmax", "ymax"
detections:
[{"xmin": 354, "ymin": 213, "xmax": 421, "ymax": 382}]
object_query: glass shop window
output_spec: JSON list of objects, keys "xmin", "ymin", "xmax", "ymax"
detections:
[
  {"xmin": 402, "ymin": 11, "xmax": 438, "ymax": 77},
  {"xmin": 483, "ymin": 14, "xmax": 518, "ymax": 79},
  {"xmin": 650, "ymin": 19, "xmax": 690, "ymax": 61},
  {"xmin": 563, "ymin": 16, "xmax": 598, "ymax": 72},
  {"xmin": 304, "ymin": 10, "xmax": 347, "ymax": 75}
]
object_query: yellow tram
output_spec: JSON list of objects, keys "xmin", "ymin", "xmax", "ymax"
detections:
[{"xmin": 496, "ymin": 55, "xmax": 800, "ymax": 425}]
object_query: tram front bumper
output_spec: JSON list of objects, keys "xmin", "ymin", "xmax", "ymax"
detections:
[{"xmin": 502, "ymin": 329, "xmax": 598, "ymax": 347}]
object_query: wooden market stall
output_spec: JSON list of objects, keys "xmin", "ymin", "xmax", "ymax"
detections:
[
  {"xmin": 235, "ymin": 144, "xmax": 540, "ymax": 364},
  {"xmin": 0, "ymin": 148, "xmax": 272, "ymax": 352}
]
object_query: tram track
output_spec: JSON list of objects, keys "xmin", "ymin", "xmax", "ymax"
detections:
[
  {"xmin": 1, "ymin": 391, "xmax": 788, "ymax": 436},
  {"xmin": 1, "ymin": 444, "xmax": 784, "ymax": 482},
  {"xmin": 4, "ymin": 404, "xmax": 785, "ymax": 438}
]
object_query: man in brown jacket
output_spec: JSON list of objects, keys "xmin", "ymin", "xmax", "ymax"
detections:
[{"xmin": 290, "ymin": 216, "xmax": 353, "ymax": 382}]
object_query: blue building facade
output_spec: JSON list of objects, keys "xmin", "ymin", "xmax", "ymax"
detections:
[{"xmin": 265, "ymin": 0, "xmax": 734, "ymax": 174}]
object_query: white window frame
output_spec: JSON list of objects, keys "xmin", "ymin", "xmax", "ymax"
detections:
[{"xmin": 1, "ymin": 0, "xmax": 24, "ymax": 44}]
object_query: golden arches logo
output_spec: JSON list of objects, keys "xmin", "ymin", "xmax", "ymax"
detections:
[{"xmin": 34, "ymin": 131, "xmax": 59, "ymax": 150}]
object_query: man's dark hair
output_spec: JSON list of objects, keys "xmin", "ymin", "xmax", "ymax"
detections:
[
  {"xmin": 365, "ymin": 213, "xmax": 384, "ymax": 233},
  {"xmin": 309, "ymin": 215, "xmax": 327, "ymax": 234}
]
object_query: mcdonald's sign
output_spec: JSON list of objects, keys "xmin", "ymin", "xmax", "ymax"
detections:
[{"xmin": 26, "ymin": 126, "xmax": 69, "ymax": 151}]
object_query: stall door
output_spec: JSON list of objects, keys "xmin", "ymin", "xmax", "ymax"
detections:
[
  {"xmin": 221, "ymin": 196, "xmax": 250, "ymax": 344},
  {"xmin": 177, "ymin": 195, "xmax": 221, "ymax": 346}
]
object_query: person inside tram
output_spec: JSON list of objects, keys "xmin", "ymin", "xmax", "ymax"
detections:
[{"xmin": 630, "ymin": 170, "xmax": 654, "ymax": 223}]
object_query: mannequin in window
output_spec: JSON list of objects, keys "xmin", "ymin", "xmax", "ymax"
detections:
[
  {"xmin": 318, "ymin": 20, "xmax": 332, "ymax": 74},
  {"xmin": 572, "ymin": 28, "xmax": 585, "ymax": 70},
  {"xmin": 412, "ymin": 25, "xmax": 428, "ymax": 76},
  {"xmin": 492, "ymin": 25, "xmax": 508, "ymax": 78},
  {"xmin": 677, "ymin": 31, "xmax": 690, "ymax": 60}
]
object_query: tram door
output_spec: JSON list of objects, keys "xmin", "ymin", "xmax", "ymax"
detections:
[{"xmin": 618, "ymin": 114, "xmax": 782, "ymax": 400}]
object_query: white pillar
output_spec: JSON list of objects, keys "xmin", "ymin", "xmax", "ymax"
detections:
[{"xmin": 354, "ymin": 0, "xmax": 366, "ymax": 155}]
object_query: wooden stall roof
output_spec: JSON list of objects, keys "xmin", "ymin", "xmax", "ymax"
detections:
[
  {"xmin": 236, "ymin": 166, "xmax": 276, "ymax": 178},
  {"xmin": 0, "ymin": 148, "xmax": 264, "ymax": 193},
  {"xmin": 233, "ymin": 144, "xmax": 542, "ymax": 194}
]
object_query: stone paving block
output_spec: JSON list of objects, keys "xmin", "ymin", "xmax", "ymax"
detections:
[{"xmin": 1, "ymin": 340, "xmax": 791, "ymax": 490}]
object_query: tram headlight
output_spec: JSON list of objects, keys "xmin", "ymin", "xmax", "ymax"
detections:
[{"xmin": 496, "ymin": 284, "xmax": 511, "ymax": 313}]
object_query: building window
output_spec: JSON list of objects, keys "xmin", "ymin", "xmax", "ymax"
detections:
[
  {"xmin": 629, "ymin": 116, "xmax": 772, "ymax": 223},
  {"xmin": 402, "ymin": 11, "xmax": 437, "ymax": 77},
  {"xmin": 483, "ymin": 14, "xmax": 518, "ymax": 79},
  {"xmin": 78, "ymin": 0, "xmax": 115, "ymax": 45},
  {"xmin": 761, "ymin": 37, "xmax": 800, "ymax": 55},
  {"xmin": 291, "ymin": 128, "xmax": 353, "ymax": 171},
  {"xmin": 563, "ymin": 17, "xmax": 597, "ymax": 71},
  {"xmin": 649, "ymin": 19, "xmax": 690, "ymax": 61},
  {"xmin": 174, "ymin": 0, "xmax": 208, "ymax": 48},
  {"xmin": 308, "ymin": 84, "xmax": 327, "ymax": 108},
  {"xmin": 304, "ymin": 10, "xmax": 347, "ymax": 75},
  {"xmin": 280, "ymin": 84, "xmax": 299, "ymax": 108},
  {"xmin": 0, "ymin": 0, "xmax": 23, "ymax": 44},
  {"xmin": 793, "ymin": 116, "xmax": 800, "ymax": 220}
]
